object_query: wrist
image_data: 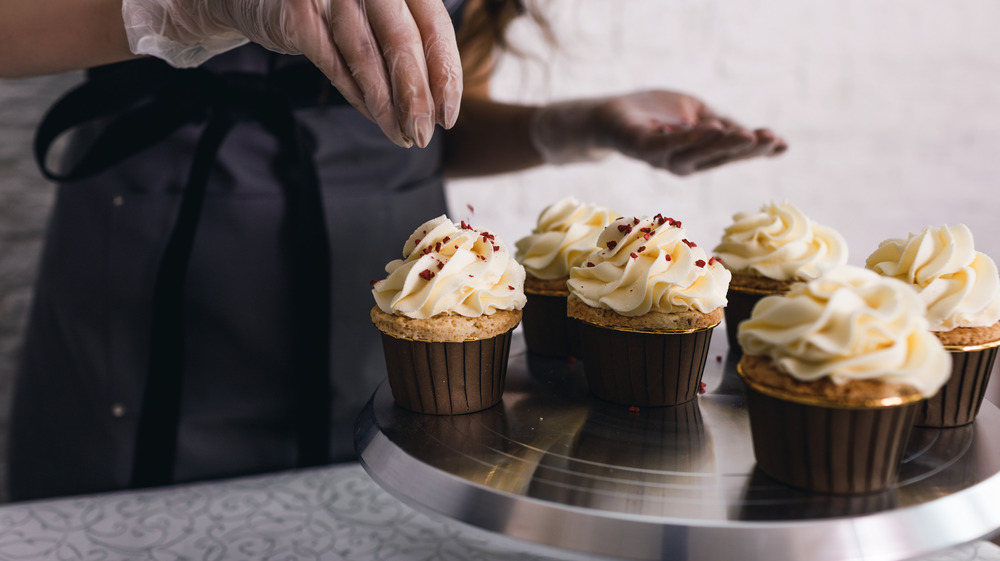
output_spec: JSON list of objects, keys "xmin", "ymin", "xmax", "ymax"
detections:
[{"xmin": 529, "ymin": 99, "xmax": 613, "ymax": 165}]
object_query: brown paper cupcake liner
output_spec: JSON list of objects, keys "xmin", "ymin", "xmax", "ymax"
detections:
[
  {"xmin": 380, "ymin": 329, "xmax": 513, "ymax": 415},
  {"xmin": 575, "ymin": 321, "xmax": 715, "ymax": 406},
  {"xmin": 723, "ymin": 287, "xmax": 774, "ymax": 353},
  {"xmin": 744, "ymin": 386, "xmax": 919, "ymax": 495},
  {"xmin": 915, "ymin": 345, "xmax": 999, "ymax": 428},
  {"xmin": 522, "ymin": 292, "xmax": 579, "ymax": 358}
]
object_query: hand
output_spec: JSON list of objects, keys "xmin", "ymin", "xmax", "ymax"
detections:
[
  {"xmin": 530, "ymin": 90, "xmax": 787, "ymax": 175},
  {"xmin": 123, "ymin": 0, "xmax": 463, "ymax": 148}
]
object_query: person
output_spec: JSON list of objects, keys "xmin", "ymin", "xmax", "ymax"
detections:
[{"xmin": 0, "ymin": 0, "xmax": 787, "ymax": 501}]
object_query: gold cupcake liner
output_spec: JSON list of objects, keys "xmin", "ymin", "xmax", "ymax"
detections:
[
  {"xmin": 916, "ymin": 345, "xmax": 999, "ymax": 428},
  {"xmin": 744, "ymin": 386, "xmax": 919, "ymax": 495},
  {"xmin": 380, "ymin": 329, "xmax": 514, "ymax": 415},
  {"xmin": 736, "ymin": 364, "xmax": 925, "ymax": 410},
  {"xmin": 576, "ymin": 320, "xmax": 716, "ymax": 406},
  {"xmin": 942, "ymin": 339, "xmax": 1000, "ymax": 352}
]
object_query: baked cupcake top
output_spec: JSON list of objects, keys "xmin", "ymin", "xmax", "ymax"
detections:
[
  {"xmin": 738, "ymin": 266, "xmax": 950, "ymax": 398},
  {"xmin": 865, "ymin": 224, "xmax": 1000, "ymax": 332},
  {"xmin": 372, "ymin": 215, "xmax": 526, "ymax": 319},
  {"xmin": 514, "ymin": 197, "xmax": 619, "ymax": 280},
  {"xmin": 712, "ymin": 201, "xmax": 848, "ymax": 282},
  {"xmin": 568, "ymin": 215, "xmax": 730, "ymax": 317}
]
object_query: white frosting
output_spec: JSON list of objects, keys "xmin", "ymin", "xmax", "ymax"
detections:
[
  {"xmin": 712, "ymin": 201, "xmax": 848, "ymax": 281},
  {"xmin": 865, "ymin": 224, "xmax": 1000, "ymax": 331},
  {"xmin": 738, "ymin": 266, "xmax": 950, "ymax": 397},
  {"xmin": 568, "ymin": 215, "xmax": 731, "ymax": 316},
  {"xmin": 372, "ymin": 215, "xmax": 526, "ymax": 319},
  {"xmin": 515, "ymin": 197, "xmax": 619, "ymax": 280}
]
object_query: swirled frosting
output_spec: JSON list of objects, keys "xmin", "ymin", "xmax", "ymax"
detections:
[
  {"xmin": 865, "ymin": 224, "xmax": 1000, "ymax": 331},
  {"xmin": 372, "ymin": 215, "xmax": 526, "ymax": 319},
  {"xmin": 738, "ymin": 266, "xmax": 950, "ymax": 397},
  {"xmin": 568, "ymin": 215, "xmax": 731, "ymax": 316},
  {"xmin": 514, "ymin": 197, "xmax": 619, "ymax": 280},
  {"xmin": 712, "ymin": 201, "xmax": 848, "ymax": 281}
]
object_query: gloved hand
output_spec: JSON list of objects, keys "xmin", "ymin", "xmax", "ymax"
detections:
[
  {"xmin": 530, "ymin": 90, "xmax": 787, "ymax": 175},
  {"xmin": 122, "ymin": 0, "xmax": 463, "ymax": 148}
]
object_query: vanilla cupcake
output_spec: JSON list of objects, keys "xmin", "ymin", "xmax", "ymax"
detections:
[
  {"xmin": 738, "ymin": 266, "xmax": 950, "ymax": 494},
  {"xmin": 514, "ymin": 197, "xmax": 618, "ymax": 357},
  {"xmin": 568, "ymin": 215, "xmax": 730, "ymax": 406},
  {"xmin": 371, "ymin": 215, "xmax": 525, "ymax": 415},
  {"xmin": 713, "ymin": 201, "xmax": 848, "ymax": 351},
  {"xmin": 866, "ymin": 224, "xmax": 1000, "ymax": 427}
]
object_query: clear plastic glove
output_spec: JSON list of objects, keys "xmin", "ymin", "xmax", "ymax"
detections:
[
  {"xmin": 530, "ymin": 90, "xmax": 787, "ymax": 175},
  {"xmin": 122, "ymin": 0, "xmax": 463, "ymax": 148}
]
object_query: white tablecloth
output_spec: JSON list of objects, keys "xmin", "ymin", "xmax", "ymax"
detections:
[{"xmin": 0, "ymin": 464, "xmax": 996, "ymax": 561}]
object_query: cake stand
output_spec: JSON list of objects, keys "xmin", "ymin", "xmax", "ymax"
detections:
[{"xmin": 355, "ymin": 330, "xmax": 1000, "ymax": 561}]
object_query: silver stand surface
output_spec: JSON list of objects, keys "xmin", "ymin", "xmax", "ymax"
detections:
[{"xmin": 356, "ymin": 331, "xmax": 1000, "ymax": 561}]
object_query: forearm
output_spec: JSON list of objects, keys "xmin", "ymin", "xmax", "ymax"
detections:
[
  {"xmin": 442, "ymin": 95, "xmax": 545, "ymax": 178},
  {"xmin": 0, "ymin": 0, "xmax": 136, "ymax": 78}
]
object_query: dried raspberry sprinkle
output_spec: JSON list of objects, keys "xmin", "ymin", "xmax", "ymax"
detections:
[
  {"xmin": 436, "ymin": 261, "xmax": 444, "ymax": 270},
  {"xmin": 369, "ymin": 279, "xmax": 378, "ymax": 285},
  {"xmin": 654, "ymin": 213, "xmax": 666, "ymax": 226},
  {"xmin": 606, "ymin": 240, "xmax": 617, "ymax": 249},
  {"xmin": 617, "ymin": 224, "xmax": 632, "ymax": 234},
  {"xmin": 586, "ymin": 262, "xmax": 595, "ymax": 268},
  {"xmin": 442, "ymin": 236, "xmax": 451, "ymax": 244},
  {"xmin": 419, "ymin": 269, "xmax": 435, "ymax": 281},
  {"xmin": 414, "ymin": 238, "xmax": 421, "ymax": 244},
  {"xmin": 633, "ymin": 218, "xmax": 640, "ymax": 225},
  {"xmin": 643, "ymin": 234, "xmax": 650, "ymax": 241},
  {"xmin": 508, "ymin": 285, "xmax": 515, "ymax": 290},
  {"xmin": 673, "ymin": 220, "xmax": 682, "ymax": 228},
  {"xmin": 683, "ymin": 239, "xmax": 696, "ymax": 248},
  {"xmin": 640, "ymin": 227, "xmax": 651, "ymax": 234},
  {"xmin": 492, "ymin": 245, "xmax": 499, "ymax": 252},
  {"xmin": 699, "ymin": 382, "xmax": 707, "ymax": 395},
  {"xmin": 664, "ymin": 254, "xmax": 672, "ymax": 261},
  {"xmin": 708, "ymin": 256, "xmax": 718, "ymax": 266},
  {"xmin": 630, "ymin": 252, "xmax": 638, "ymax": 259},
  {"xmin": 435, "ymin": 242, "xmax": 442, "ymax": 252},
  {"xmin": 479, "ymin": 255, "xmax": 487, "ymax": 261},
  {"xmin": 637, "ymin": 246, "xmax": 646, "ymax": 253},
  {"xmin": 695, "ymin": 259, "xmax": 706, "ymax": 267}
]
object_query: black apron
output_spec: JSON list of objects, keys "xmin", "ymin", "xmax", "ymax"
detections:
[{"xmin": 9, "ymin": 0, "xmax": 465, "ymax": 501}]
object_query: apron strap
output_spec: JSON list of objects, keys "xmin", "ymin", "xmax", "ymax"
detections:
[{"xmin": 33, "ymin": 60, "xmax": 336, "ymax": 487}]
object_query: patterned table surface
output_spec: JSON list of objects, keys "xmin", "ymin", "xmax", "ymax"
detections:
[{"xmin": 0, "ymin": 463, "xmax": 996, "ymax": 561}]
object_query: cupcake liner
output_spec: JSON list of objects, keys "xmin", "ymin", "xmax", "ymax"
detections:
[
  {"xmin": 915, "ymin": 345, "xmax": 999, "ymax": 428},
  {"xmin": 576, "ymin": 321, "xmax": 715, "ymax": 406},
  {"xmin": 522, "ymin": 291, "xmax": 579, "ymax": 358},
  {"xmin": 723, "ymin": 287, "xmax": 773, "ymax": 352},
  {"xmin": 380, "ymin": 329, "xmax": 513, "ymax": 415},
  {"xmin": 744, "ymin": 386, "xmax": 919, "ymax": 495}
]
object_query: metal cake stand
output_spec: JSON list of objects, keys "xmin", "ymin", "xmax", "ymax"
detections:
[{"xmin": 355, "ymin": 329, "xmax": 1000, "ymax": 561}]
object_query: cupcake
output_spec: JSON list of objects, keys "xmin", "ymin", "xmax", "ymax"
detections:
[
  {"xmin": 738, "ymin": 266, "xmax": 950, "ymax": 494},
  {"xmin": 866, "ymin": 224, "xmax": 1000, "ymax": 427},
  {"xmin": 712, "ymin": 201, "xmax": 848, "ymax": 351},
  {"xmin": 567, "ymin": 214, "xmax": 730, "ymax": 406},
  {"xmin": 371, "ymin": 215, "xmax": 526, "ymax": 415},
  {"xmin": 514, "ymin": 197, "xmax": 618, "ymax": 357}
]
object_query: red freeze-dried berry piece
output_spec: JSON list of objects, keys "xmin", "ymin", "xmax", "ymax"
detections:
[
  {"xmin": 442, "ymin": 236, "xmax": 450, "ymax": 244},
  {"xmin": 683, "ymin": 239, "xmax": 696, "ymax": 248},
  {"xmin": 637, "ymin": 246, "xmax": 646, "ymax": 253},
  {"xmin": 414, "ymin": 238, "xmax": 421, "ymax": 244},
  {"xmin": 640, "ymin": 227, "xmax": 651, "ymax": 234},
  {"xmin": 606, "ymin": 240, "xmax": 617, "ymax": 249},
  {"xmin": 479, "ymin": 255, "xmax": 487, "ymax": 261},
  {"xmin": 674, "ymin": 220, "xmax": 682, "ymax": 228},
  {"xmin": 699, "ymin": 382, "xmax": 707, "ymax": 395},
  {"xmin": 369, "ymin": 279, "xmax": 378, "ymax": 285},
  {"xmin": 655, "ymin": 214, "xmax": 666, "ymax": 226},
  {"xmin": 436, "ymin": 261, "xmax": 444, "ymax": 270},
  {"xmin": 617, "ymin": 224, "xmax": 632, "ymax": 234},
  {"xmin": 630, "ymin": 252, "xmax": 638, "ymax": 259},
  {"xmin": 435, "ymin": 242, "xmax": 442, "ymax": 252},
  {"xmin": 586, "ymin": 262, "xmax": 595, "ymax": 268},
  {"xmin": 508, "ymin": 285, "xmax": 515, "ymax": 290},
  {"xmin": 695, "ymin": 259, "xmax": 706, "ymax": 267},
  {"xmin": 419, "ymin": 269, "xmax": 435, "ymax": 281},
  {"xmin": 643, "ymin": 234, "xmax": 650, "ymax": 241},
  {"xmin": 664, "ymin": 254, "xmax": 672, "ymax": 261},
  {"xmin": 633, "ymin": 218, "xmax": 640, "ymax": 225},
  {"xmin": 492, "ymin": 245, "xmax": 499, "ymax": 251}
]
